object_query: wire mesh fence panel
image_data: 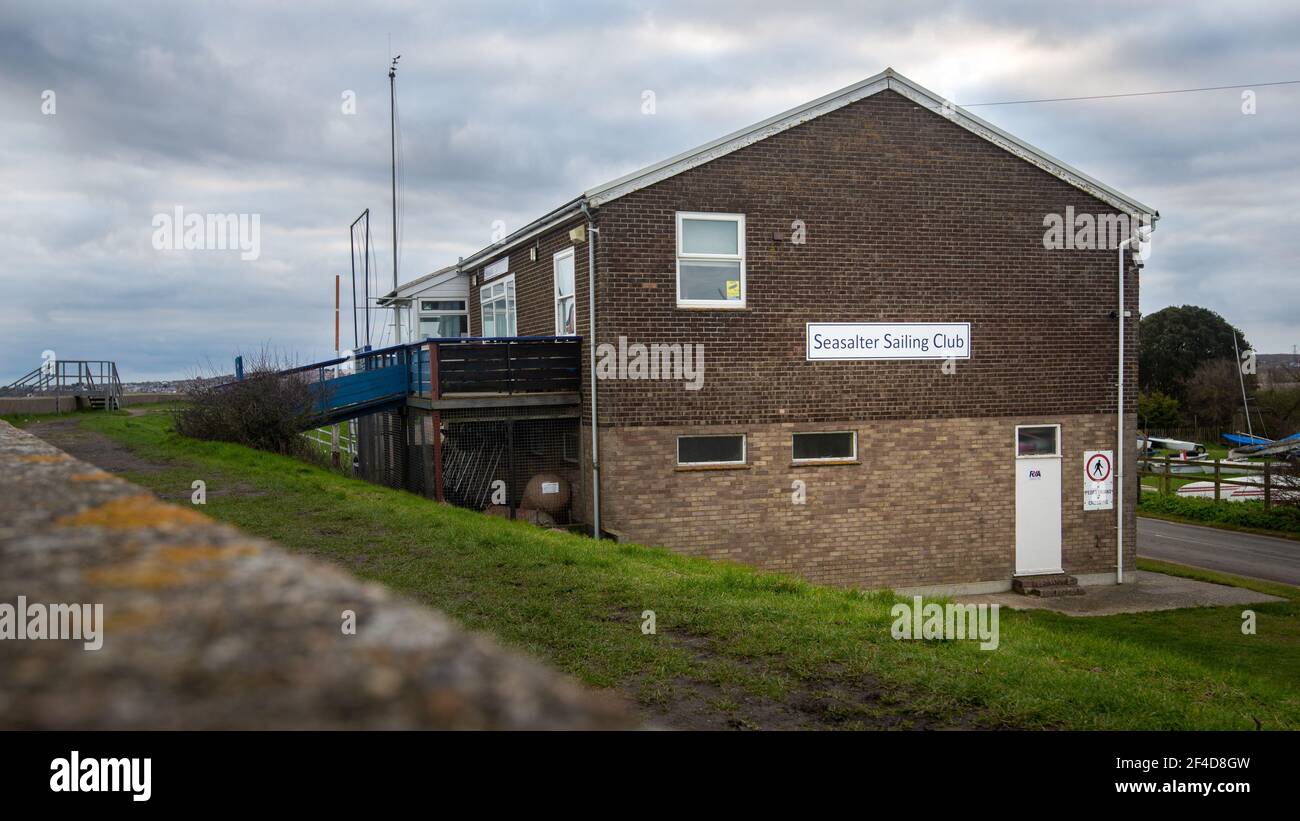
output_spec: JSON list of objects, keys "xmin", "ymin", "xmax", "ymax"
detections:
[
  {"xmin": 349, "ymin": 405, "xmax": 580, "ymax": 524},
  {"xmin": 438, "ymin": 413, "xmax": 579, "ymax": 523},
  {"xmin": 354, "ymin": 409, "xmax": 411, "ymax": 491}
]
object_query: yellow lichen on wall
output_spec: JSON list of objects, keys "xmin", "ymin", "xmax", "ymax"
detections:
[{"xmin": 56, "ymin": 495, "xmax": 211, "ymax": 530}]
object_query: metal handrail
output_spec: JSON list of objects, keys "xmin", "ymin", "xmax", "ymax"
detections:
[{"xmin": 1, "ymin": 360, "xmax": 122, "ymax": 399}]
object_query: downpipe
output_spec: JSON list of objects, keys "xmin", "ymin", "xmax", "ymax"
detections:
[
  {"xmin": 581, "ymin": 200, "xmax": 601, "ymax": 540},
  {"xmin": 1115, "ymin": 227, "xmax": 1149, "ymax": 584}
]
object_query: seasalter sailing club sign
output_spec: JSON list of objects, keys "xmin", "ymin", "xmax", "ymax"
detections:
[{"xmin": 806, "ymin": 322, "xmax": 971, "ymax": 361}]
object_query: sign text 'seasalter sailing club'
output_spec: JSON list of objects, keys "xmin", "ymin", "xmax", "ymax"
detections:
[{"xmin": 806, "ymin": 322, "xmax": 971, "ymax": 361}]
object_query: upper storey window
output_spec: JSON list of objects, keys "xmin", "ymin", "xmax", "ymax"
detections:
[{"xmin": 676, "ymin": 212, "xmax": 745, "ymax": 308}]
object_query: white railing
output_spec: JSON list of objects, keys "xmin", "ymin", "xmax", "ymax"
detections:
[{"xmin": 301, "ymin": 420, "xmax": 358, "ymax": 459}]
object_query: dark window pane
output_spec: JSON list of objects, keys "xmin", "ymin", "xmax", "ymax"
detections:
[
  {"xmin": 678, "ymin": 435, "xmax": 744, "ymax": 465},
  {"xmin": 1017, "ymin": 426, "xmax": 1058, "ymax": 456},
  {"xmin": 679, "ymin": 260, "xmax": 742, "ymax": 301},
  {"xmin": 420, "ymin": 315, "xmax": 468, "ymax": 338},
  {"xmin": 421, "ymin": 300, "xmax": 466, "ymax": 312},
  {"xmin": 793, "ymin": 432, "xmax": 855, "ymax": 461}
]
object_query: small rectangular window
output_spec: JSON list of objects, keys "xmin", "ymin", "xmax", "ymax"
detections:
[
  {"xmin": 676, "ymin": 212, "xmax": 744, "ymax": 308},
  {"xmin": 792, "ymin": 431, "xmax": 856, "ymax": 462},
  {"xmin": 421, "ymin": 300, "xmax": 466, "ymax": 312},
  {"xmin": 677, "ymin": 434, "xmax": 745, "ymax": 466},
  {"xmin": 483, "ymin": 258, "xmax": 509, "ymax": 280},
  {"xmin": 1016, "ymin": 425, "xmax": 1059, "ymax": 457}
]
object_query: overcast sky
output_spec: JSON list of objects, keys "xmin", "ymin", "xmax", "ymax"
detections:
[{"xmin": 1, "ymin": 1, "xmax": 1297, "ymax": 380}]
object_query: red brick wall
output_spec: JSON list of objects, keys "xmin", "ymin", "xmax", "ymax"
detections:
[
  {"xmin": 591, "ymin": 88, "xmax": 1139, "ymax": 428},
  {"xmin": 468, "ymin": 217, "xmax": 590, "ymax": 341},
  {"xmin": 592, "ymin": 413, "xmax": 1137, "ymax": 591},
  {"xmin": 481, "ymin": 88, "xmax": 1144, "ymax": 589}
]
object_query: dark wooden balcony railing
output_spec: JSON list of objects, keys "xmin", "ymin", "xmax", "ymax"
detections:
[{"xmin": 411, "ymin": 337, "xmax": 581, "ymax": 398}]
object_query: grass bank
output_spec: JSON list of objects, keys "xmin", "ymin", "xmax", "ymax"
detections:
[{"xmin": 28, "ymin": 409, "xmax": 1300, "ymax": 730}]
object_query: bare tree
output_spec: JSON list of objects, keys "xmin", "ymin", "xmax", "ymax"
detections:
[
  {"xmin": 175, "ymin": 348, "xmax": 322, "ymax": 455},
  {"xmin": 1183, "ymin": 358, "xmax": 1246, "ymax": 431}
]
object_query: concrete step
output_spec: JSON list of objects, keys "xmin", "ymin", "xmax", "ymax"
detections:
[{"xmin": 1013, "ymin": 574, "xmax": 1085, "ymax": 597}]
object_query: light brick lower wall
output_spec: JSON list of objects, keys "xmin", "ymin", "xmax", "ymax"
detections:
[{"xmin": 582, "ymin": 413, "xmax": 1137, "ymax": 590}]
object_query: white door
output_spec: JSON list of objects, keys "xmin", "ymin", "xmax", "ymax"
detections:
[{"xmin": 1015, "ymin": 424, "xmax": 1063, "ymax": 575}]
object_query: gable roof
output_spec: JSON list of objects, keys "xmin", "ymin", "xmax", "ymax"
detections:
[
  {"xmin": 458, "ymin": 68, "xmax": 1157, "ymax": 271},
  {"xmin": 376, "ymin": 263, "xmax": 463, "ymax": 305}
]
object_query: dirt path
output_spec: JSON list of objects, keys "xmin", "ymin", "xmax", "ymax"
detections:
[{"xmin": 21, "ymin": 415, "xmax": 170, "ymax": 474}]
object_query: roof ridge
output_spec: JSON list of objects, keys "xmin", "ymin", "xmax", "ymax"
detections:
[{"xmin": 457, "ymin": 68, "xmax": 1157, "ymax": 271}]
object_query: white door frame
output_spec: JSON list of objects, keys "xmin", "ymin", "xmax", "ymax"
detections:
[{"xmin": 1014, "ymin": 423, "xmax": 1063, "ymax": 576}]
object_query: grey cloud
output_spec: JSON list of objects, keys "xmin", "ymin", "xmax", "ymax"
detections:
[{"xmin": 1, "ymin": 0, "xmax": 1298, "ymax": 380}]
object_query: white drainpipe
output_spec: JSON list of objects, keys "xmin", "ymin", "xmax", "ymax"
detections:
[
  {"xmin": 1116, "ymin": 228, "xmax": 1149, "ymax": 584},
  {"xmin": 580, "ymin": 201, "xmax": 601, "ymax": 539}
]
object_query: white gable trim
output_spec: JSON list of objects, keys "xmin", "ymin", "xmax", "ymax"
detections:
[
  {"xmin": 885, "ymin": 74, "xmax": 1157, "ymax": 219},
  {"xmin": 585, "ymin": 68, "xmax": 1157, "ymax": 220},
  {"xmin": 585, "ymin": 73, "xmax": 891, "ymax": 207}
]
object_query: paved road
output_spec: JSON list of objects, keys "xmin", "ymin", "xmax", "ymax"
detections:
[{"xmin": 1138, "ymin": 517, "xmax": 1300, "ymax": 586}]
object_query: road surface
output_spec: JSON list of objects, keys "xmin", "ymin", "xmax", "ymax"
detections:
[{"xmin": 1137, "ymin": 517, "xmax": 1300, "ymax": 586}]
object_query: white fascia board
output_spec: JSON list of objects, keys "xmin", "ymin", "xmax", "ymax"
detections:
[
  {"xmin": 456, "ymin": 198, "xmax": 585, "ymax": 272},
  {"xmin": 585, "ymin": 71, "xmax": 892, "ymax": 207},
  {"xmin": 395, "ymin": 268, "xmax": 462, "ymax": 297},
  {"xmin": 885, "ymin": 74, "xmax": 1159, "ymax": 221}
]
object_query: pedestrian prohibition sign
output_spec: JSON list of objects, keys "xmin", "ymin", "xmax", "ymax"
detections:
[
  {"xmin": 1086, "ymin": 452, "xmax": 1111, "ymax": 482},
  {"xmin": 1083, "ymin": 450, "xmax": 1114, "ymax": 511}
]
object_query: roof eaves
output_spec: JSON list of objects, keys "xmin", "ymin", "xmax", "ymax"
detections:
[
  {"xmin": 884, "ymin": 73, "xmax": 1159, "ymax": 221},
  {"xmin": 455, "ymin": 196, "xmax": 585, "ymax": 273},
  {"xmin": 583, "ymin": 67, "xmax": 1156, "ymax": 221},
  {"xmin": 454, "ymin": 69, "xmax": 1156, "ymax": 263}
]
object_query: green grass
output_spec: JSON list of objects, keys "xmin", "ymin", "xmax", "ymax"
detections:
[
  {"xmin": 1137, "ymin": 557, "xmax": 1300, "ymax": 601},
  {"xmin": 1140, "ymin": 474, "xmax": 1199, "ymax": 491},
  {"xmin": 2, "ymin": 406, "xmax": 118, "ymax": 427},
  {"xmin": 2, "ymin": 400, "xmax": 184, "ymax": 429},
  {"xmin": 60, "ymin": 410, "xmax": 1300, "ymax": 730}
]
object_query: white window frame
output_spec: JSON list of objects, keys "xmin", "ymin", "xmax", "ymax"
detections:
[
  {"xmin": 676, "ymin": 434, "xmax": 747, "ymax": 467},
  {"xmin": 417, "ymin": 299, "xmax": 468, "ymax": 339},
  {"xmin": 553, "ymin": 246, "xmax": 577, "ymax": 337},
  {"xmin": 791, "ymin": 431, "xmax": 858, "ymax": 463},
  {"xmin": 479, "ymin": 274, "xmax": 516, "ymax": 338},
  {"xmin": 1014, "ymin": 424, "xmax": 1061, "ymax": 459},
  {"xmin": 675, "ymin": 211, "xmax": 745, "ymax": 309}
]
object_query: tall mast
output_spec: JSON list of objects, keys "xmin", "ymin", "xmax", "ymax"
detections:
[{"xmin": 389, "ymin": 53, "xmax": 401, "ymax": 342}]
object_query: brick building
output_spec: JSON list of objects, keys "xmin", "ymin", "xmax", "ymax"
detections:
[{"xmin": 452, "ymin": 69, "xmax": 1157, "ymax": 594}]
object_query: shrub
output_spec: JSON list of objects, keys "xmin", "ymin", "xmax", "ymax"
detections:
[
  {"xmin": 175, "ymin": 353, "xmax": 322, "ymax": 455},
  {"xmin": 1138, "ymin": 492, "xmax": 1300, "ymax": 534}
]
